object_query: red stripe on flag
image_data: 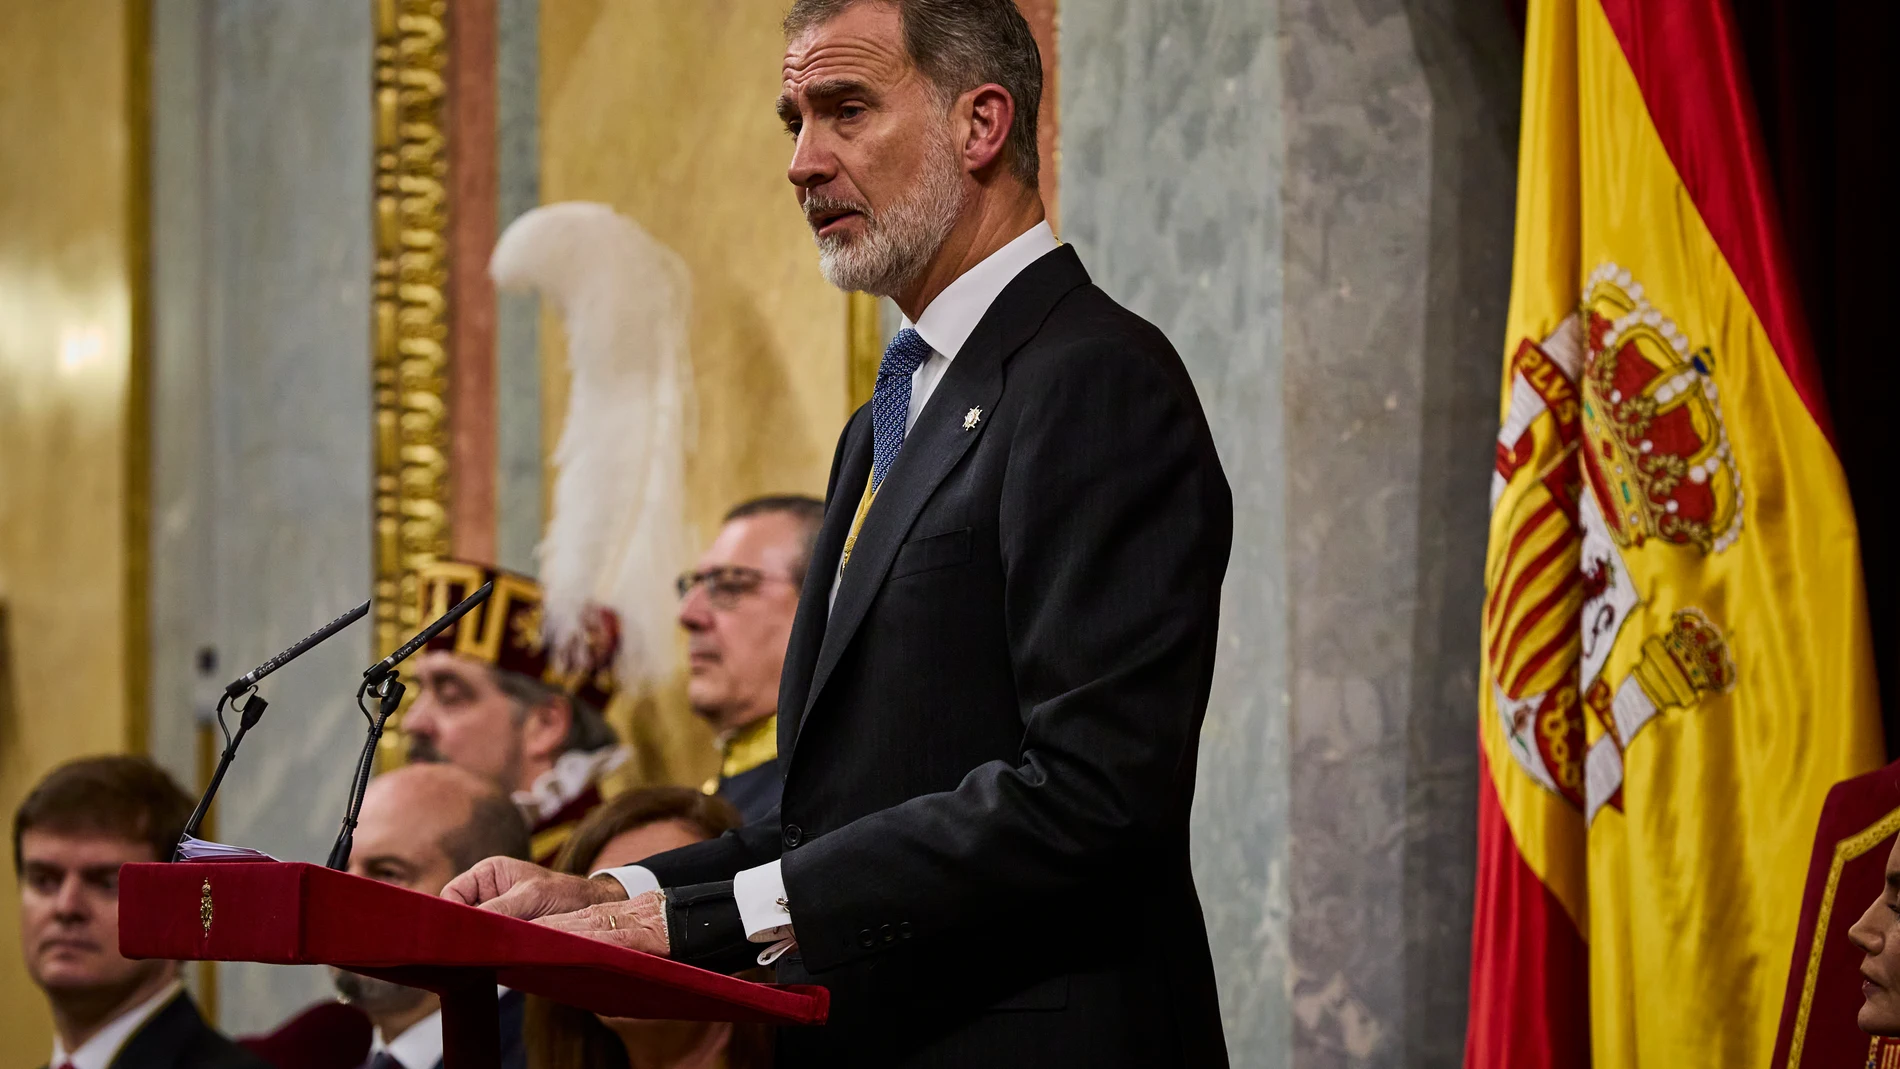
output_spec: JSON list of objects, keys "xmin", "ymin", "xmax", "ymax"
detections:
[
  {"xmin": 1493, "ymin": 568, "xmax": 1582, "ymax": 670},
  {"xmin": 1489, "ymin": 515, "xmax": 1575, "ymax": 636},
  {"xmin": 1594, "ymin": 0, "xmax": 1834, "ymax": 440},
  {"xmin": 1465, "ymin": 746, "xmax": 1591, "ymax": 1069},
  {"xmin": 1487, "ymin": 499, "xmax": 1564, "ymax": 630}
]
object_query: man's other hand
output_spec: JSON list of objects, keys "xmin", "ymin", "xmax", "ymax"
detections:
[
  {"xmin": 439, "ymin": 856, "xmax": 628, "ymax": 918},
  {"xmin": 534, "ymin": 891, "xmax": 671, "ymax": 956}
]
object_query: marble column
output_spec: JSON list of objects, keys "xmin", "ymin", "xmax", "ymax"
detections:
[
  {"xmin": 495, "ymin": 0, "xmax": 543, "ymax": 574},
  {"xmin": 1062, "ymin": 0, "xmax": 1290, "ymax": 1061},
  {"xmin": 1061, "ymin": 0, "xmax": 1519, "ymax": 1063},
  {"xmin": 149, "ymin": 0, "xmax": 374, "ymax": 1032}
]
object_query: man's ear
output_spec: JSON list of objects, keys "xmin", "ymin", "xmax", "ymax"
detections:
[
  {"xmin": 521, "ymin": 695, "xmax": 573, "ymax": 765},
  {"xmin": 959, "ymin": 83, "xmax": 1016, "ymax": 174}
]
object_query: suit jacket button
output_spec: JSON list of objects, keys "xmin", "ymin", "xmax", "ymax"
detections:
[
  {"xmin": 782, "ymin": 824, "xmax": 802, "ymax": 849},
  {"xmin": 858, "ymin": 929, "xmax": 876, "ymax": 949},
  {"xmin": 898, "ymin": 922, "xmax": 914, "ymax": 940},
  {"xmin": 879, "ymin": 924, "xmax": 895, "ymax": 943}
]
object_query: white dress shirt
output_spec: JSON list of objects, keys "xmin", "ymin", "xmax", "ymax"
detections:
[
  {"xmin": 50, "ymin": 980, "xmax": 183, "ymax": 1069},
  {"xmin": 371, "ymin": 1008, "xmax": 445, "ymax": 1069},
  {"xmin": 604, "ymin": 219, "xmax": 1063, "ymax": 949},
  {"xmin": 367, "ymin": 985, "xmax": 512, "ymax": 1069}
]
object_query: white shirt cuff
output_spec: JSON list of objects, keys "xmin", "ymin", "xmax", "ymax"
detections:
[
  {"xmin": 595, "ymin": 864, "xmax": 661, "ymax": 900},
  {"xmin": 733, "ymin": 860, "xmax": 794, "ymax": 943}
]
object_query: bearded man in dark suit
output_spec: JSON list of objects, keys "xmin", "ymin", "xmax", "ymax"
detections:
[{"xmin": 445, "ymin": 1, "xmax": 1234, "ymax": 1065}]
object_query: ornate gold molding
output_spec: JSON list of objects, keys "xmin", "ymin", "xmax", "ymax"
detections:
[
  {"xmin": 371, "ymin": 0, "xmax": 451, "ymax": 691},
  {"xmin": 846, "ymin": 292, "xmax": 882, "ymax": 410}
]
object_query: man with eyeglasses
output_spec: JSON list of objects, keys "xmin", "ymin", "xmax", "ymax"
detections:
[{"xmin": 677, "ymin": 495, "xmax": 825, "ymax": 822}]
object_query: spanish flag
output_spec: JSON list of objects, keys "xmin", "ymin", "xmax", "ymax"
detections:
[{"xmin": 1466, "ymin": 0, "xmax": 1882, "ymax": 1066}]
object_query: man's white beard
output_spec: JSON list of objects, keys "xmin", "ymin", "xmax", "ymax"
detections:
[{"xmin": 811, "ymin": 132, "xmax": 967, "ymax": 297}]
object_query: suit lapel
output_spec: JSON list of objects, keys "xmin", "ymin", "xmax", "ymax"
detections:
[
  {"xmin": 777, "ymin": 408, "xmax": 872, "ymax": 755},
  {"xmin": 792, "ymin": 246, "xmax": 1092, "ymax": 754},
  {"xmin": 107, "ymin": 992, "xmax": 198, "ymax": 1069}
]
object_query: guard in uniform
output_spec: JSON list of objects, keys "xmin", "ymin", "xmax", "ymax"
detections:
[
  {"xmin": 676, "ymin": 495, "xmax": 825, "ymax": 824},
  {"xmin": 404, "ymin": 560, "xmax": 629, "ymax": 865}
]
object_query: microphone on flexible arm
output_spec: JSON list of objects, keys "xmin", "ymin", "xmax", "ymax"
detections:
[
  {"xmin": 326, "ymin": 579, "xmax": 493, "ymax": 870},
  {"xmin": 175, "ymin": 599, "xmax": 372, "ymax": 860}
]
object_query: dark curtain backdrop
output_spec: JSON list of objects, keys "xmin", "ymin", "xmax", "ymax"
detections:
[{"xmin": 1731, "ymin": 0, "xmax": 1898, "ymax": 751}]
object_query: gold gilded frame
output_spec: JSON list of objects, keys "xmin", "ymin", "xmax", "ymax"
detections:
[
  {"xmin": 371, "ymin": 0, "xmax": 452, "ymax": 667},
  {"xmin": 846, "ymin": 291, "xmax": 881, "ymax": 410}
]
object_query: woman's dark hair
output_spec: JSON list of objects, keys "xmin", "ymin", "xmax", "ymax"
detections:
[
  {"xmin": 13, "ymin": 755, "xmax": 194, "ymax": 871},
  {"xmin": 524, "ymin": 787, "xmax": 772, "ymax": 1069}
]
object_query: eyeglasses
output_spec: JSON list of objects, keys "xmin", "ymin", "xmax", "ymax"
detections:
[{"xmin": 675, "ymin": 566, "xmax": 796, "ymax": 610}]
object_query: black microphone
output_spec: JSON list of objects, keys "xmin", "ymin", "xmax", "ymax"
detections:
[
  {"xmin": 176, "ymin": 598, "xmax": 371, "ymax": 859},
  {"xmin": 361, "ymin": 580, "xmax": 493, "ymax": 687},
  {"xmin": 225, "ymin": 599, "xmax": 371, "ymax": 698},
  {"xmin": 327, "ymin": 579, "xmax": 493, "ymax": 870}
]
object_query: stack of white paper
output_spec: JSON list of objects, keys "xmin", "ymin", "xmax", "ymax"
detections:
[{"xmin": 175, "ymin": 835, "xmax": 277, "ymax": 862}]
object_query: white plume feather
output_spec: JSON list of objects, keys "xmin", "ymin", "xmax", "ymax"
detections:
[{"xmin": 488, "ymin": 202, "xmax": 693, "ymax": 691}]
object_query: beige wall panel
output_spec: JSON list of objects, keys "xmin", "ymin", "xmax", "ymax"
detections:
[
  {"xmin": 540, "ymin": 1, "xmax": 848, "ymax": 789},
  {"xmin": 0, "ymin": 0, "xmax": 138, "ymax": 1057}
]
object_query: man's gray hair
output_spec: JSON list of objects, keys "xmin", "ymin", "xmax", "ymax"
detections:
[
  {"xmin": 784, "ymin": 0, "xmax": 1043, "ymax": 186},
  {"xmin": 723, "ymin": 494, "xmax": 826, "ymax": 586},
  {"xmin": 491, "ymin": 669, "xmax": 621, "ymax": 754}
]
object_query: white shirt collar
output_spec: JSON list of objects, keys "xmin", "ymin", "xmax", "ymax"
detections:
[
  {"xmin": 511, "ymin": 744, "xmax": 629, "ymax": 824},
  {"xmin": 371, "ymin": 1008, "xmax": 444, "ymax": 1069},
  {"xmin": 368, "ymin": 986, "xmax": 509, "ymax": 1069},
  {"xmin": 50, "ymin": 980, "xmax": 183, "ymax": 1069},
  {"xmin": 905, "ymin": 220, "xmax": 1060, "ymax": 361}
]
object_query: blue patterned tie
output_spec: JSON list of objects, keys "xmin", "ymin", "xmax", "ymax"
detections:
[{"xmin": 870, "ymin": 327, "xmax": 934, "ymax": 491}]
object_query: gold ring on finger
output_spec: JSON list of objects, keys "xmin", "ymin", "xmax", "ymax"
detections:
[{"xmin": 608, "ymin": 913, "xmax": 618, "ymax": 930}]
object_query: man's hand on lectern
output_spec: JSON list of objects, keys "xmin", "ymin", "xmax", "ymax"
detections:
[
  {"xmin": 533, "ymin": 891, "xmax": 671, "ymax": 956},
  {"xmin": 440, "ymin": 856, "xmax": 628, "ymax": 918}
]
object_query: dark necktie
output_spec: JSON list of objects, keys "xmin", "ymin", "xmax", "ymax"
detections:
[
  {"xmin": 364, "ymin": 1051, "xmax": 402, "ymax": 1069},
  {"xmin": 871, "ymin": 327, "xmax": 934, "ymax": 491}
]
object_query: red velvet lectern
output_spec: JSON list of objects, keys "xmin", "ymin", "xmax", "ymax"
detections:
[{"xmin": 120, "ymin": 862, "xmax": 828, "ymax": 1069}]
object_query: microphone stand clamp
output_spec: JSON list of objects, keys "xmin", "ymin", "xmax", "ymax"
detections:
[{"xmin": 325, "ymin": 674, "xmax": 405, "ymax": 871}]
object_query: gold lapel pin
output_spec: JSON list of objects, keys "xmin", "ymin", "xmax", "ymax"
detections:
[{"xmin": 963, "ymin": 406, "xmax": 983, "ymax": 431}]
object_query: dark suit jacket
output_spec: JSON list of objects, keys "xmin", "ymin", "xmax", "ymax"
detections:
[
  {"xmin": 644, "ymin": 245, "xmax": 1233, "ymax": 1068},
  {"xmin": 53, "ymin": 991, "xmax": 271, "ymax": 1069},
  {"xmin": 718, "ymin": 759, "xmax": 782, "ymax": 825},
  {"xmin": 419, "ymin": 988, "xmax": 526, "ymax": 1069}
]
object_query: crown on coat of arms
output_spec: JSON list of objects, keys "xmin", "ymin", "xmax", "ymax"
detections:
[
  {"xmin": 1629, "ymin": 607, "xmax": 1737, "ymax": 711},
  {"xmin": 1578, "ymin": 263, "xmax": 1743, "ymax": 555}
]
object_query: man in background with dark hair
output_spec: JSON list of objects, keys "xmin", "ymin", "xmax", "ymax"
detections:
[
  {"xmin": 677, "ymin": 495, "xmax": 824, "ymax": 821},
  {"xmin": 15, "ymin": 755, "xmax": 266, "ymax": 1069},
  {"xmin": 402, "ymin": 561, "xmax": 629, "ymax": 864},
  {"xmin": 331, "ymin": 763, "xmax": 534, "ymax": 1069}
]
